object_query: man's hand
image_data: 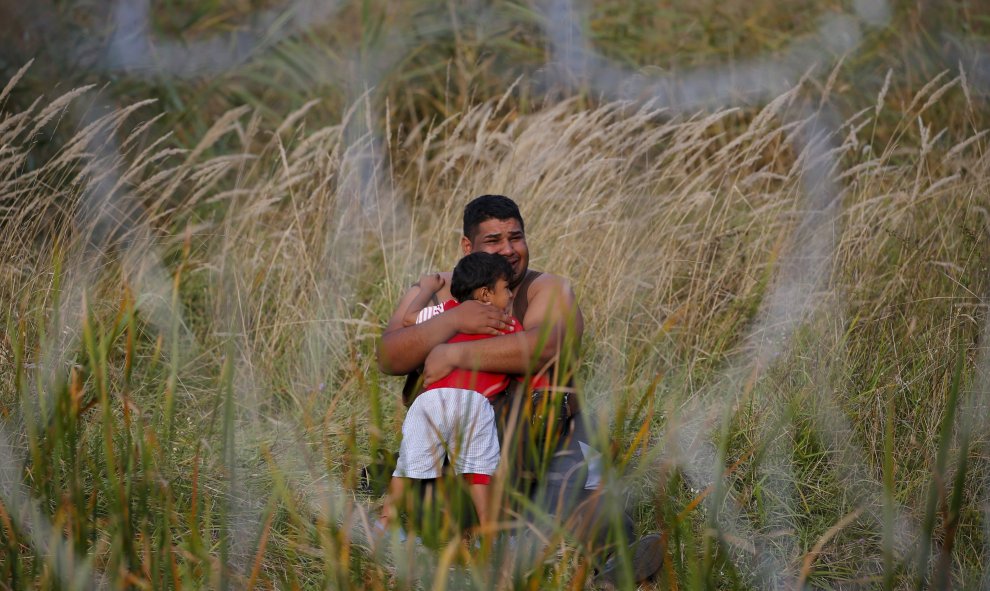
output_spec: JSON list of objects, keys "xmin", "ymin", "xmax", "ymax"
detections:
[
  {"xmin": 378, "ymin": 277, "xmax": 509, "ymax": 375},
  {"xmin": 423, "ymin": 343, "xmax": 457, "ymax": 385},
  {"xmin": 451, "ymin": 300, "xmax": 510, "ymax": 336},
  {"xmin": 418, "ymin": 273, "xmax": 445, "ymax": 295}
]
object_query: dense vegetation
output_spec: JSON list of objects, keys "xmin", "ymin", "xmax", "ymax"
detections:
[{"xmin": 2, "ymin": 1, "xmax": 990, "ymax": 588}]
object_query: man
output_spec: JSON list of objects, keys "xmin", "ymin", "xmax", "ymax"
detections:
[
  {"xmin": 378, "ymin": 195, "xmax": 662, "ymax": 584},
  {"xmin": 379, "ymin": 195, "xmax": 573, "ymax": 383}
]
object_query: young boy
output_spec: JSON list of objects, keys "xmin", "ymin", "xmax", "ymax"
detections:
[{"xmin": 380, "ymin": 252, "xmax": 520, "ymax": 534}]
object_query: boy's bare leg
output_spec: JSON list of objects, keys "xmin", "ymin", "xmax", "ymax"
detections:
[
  {"xmin": 468, "ymin": 483, "xmax": 492, "ymax": 542},
  {"xmin": 380, "ymin": 476, "xmax": 408, "ymax": 528}
]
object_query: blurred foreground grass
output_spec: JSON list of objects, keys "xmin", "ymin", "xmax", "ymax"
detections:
[{"xmin": 1, "ymin": 1, "xmax": 990, "ymax": 589}]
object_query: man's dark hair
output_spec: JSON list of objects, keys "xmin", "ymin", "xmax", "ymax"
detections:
[
  {"xmin": 463, "ymin": 194, "xmax": 524, "ymax": 240},
  {"xmin": 451, "ymin": 252, "xmax": 514, "ymax": 302}
]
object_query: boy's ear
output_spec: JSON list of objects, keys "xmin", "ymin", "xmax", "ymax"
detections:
[
  {"xmin": 461, "ymin": 236, "xmax": 473, "ymax": 255},
  {"xmin": 476, "ymin": 286, "xmax": 492, "ymax": 304}
]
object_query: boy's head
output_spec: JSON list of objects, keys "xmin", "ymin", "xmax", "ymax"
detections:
[{"xmin": 451, "ymin": 252, "xmax": 514, "ymax": 312}]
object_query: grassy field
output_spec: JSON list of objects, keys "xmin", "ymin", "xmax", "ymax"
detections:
[{"xmin": 2, "ymin": 1, "xmax": 990, "ymax": 589}]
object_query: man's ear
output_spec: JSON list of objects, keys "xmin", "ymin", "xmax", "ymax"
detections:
[{"xmin": 461, "ymin": 236, "xmax": 473, "ymax": 255}]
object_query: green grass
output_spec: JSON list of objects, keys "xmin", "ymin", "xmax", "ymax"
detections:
[{"xmin": 2, "ymin": 1, "xmax": 990, "ymax": 588}]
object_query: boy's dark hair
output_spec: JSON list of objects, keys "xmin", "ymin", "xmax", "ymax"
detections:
[
  {"xmin": 451, "ymin": 252, "xmax": 514, "ymax": 302},
  {"xmin": 463, "ymin": 194, "xmax": 524, "ymax": 240}
]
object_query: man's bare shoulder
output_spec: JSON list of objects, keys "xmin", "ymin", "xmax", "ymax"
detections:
[
  {"xmin": 516, "ymin": 269, "xmax": 579, "ymax": 328},
  {"xmin": 527, "ymin": 270, "xmax": 575, "ymax": 297}
]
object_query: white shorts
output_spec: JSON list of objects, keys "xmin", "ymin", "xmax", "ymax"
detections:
[{"xmin": 393, "ymin": 388, "xmax": 500, "ymax": 479}]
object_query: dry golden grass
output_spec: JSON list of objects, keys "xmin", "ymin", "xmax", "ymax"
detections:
[{"xmin": 0, "ymin": 68, "xmax": 988, "ymax": 587}]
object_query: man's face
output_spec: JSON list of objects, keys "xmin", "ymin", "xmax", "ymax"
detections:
[{"xmin": 462, "ymin": 218, "xmax": 529, "ymax": 288}]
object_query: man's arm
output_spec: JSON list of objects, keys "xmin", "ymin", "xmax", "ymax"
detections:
[
  {"xmin": 422, "ymin": 274, "xmax": 584, "ymax": 384},
  {"xmin": 377, "ymin": 274, "xmax": 511, "ymax": 375}
]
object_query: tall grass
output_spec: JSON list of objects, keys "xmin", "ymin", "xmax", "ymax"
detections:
[{"xmin": 1, "ymin": 64, "xmax": 988, "ymax": 588}]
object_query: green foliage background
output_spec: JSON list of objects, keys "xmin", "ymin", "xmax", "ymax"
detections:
[{"xmin": 1, "ymin": 1, "xmax": 990, "ymax": 588}]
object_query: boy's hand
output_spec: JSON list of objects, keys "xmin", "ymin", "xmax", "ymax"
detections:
[
  {"xmin": 418, "ymin": 273, "xmax": 445, "ymax": 294},
  {"xmin": 452, "ymin": 300, "xmax": 510, "ymax": 335}
]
